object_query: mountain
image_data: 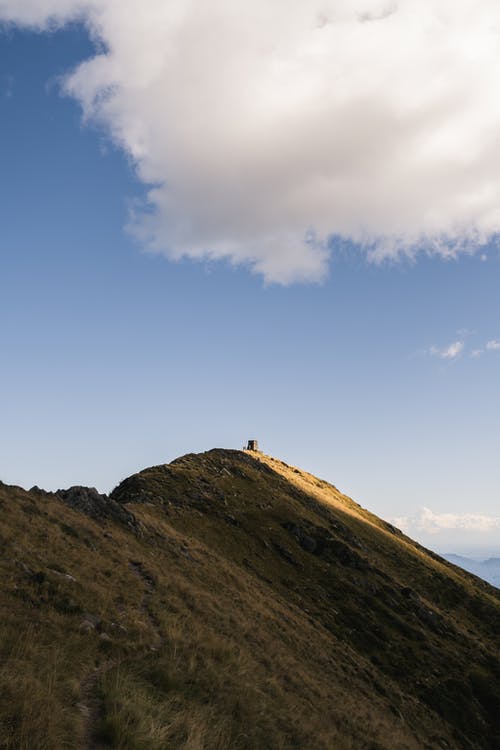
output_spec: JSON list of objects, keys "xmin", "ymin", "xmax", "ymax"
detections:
[
  {"xmin": 443, "ymin": 554, "xmax": 500, "ymax": 589},
  {"xmin": 1, "ymin": 448, "xmax": 499, "ymax": 750}
]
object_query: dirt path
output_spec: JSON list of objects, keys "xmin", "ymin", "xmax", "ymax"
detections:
[
  {"xmin": 129, "ymin": 559, "xmax": 164, "ymax": 649},
  {"xmin": 77, "ymin": 559, "xmax": 164, "ymax": 749},
  {"xmin": 78, "ymin": 658, "xmax": 122, "ymax": 750}
]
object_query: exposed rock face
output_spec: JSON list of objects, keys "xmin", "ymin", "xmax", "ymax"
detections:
[
  {"xmin": 29, "ymin": 483, "xmax": 138, "ymax": 528},
  {"xmin": 55, "ymin": 486, "xmax": 137, "ymax": 528}
]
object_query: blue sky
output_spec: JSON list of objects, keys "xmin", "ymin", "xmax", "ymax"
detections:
[{"xmin": 1, "ymin": 10, "xmax": 500, "ymax": 556}]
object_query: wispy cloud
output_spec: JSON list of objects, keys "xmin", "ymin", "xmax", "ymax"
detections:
[
  {"xmin": 394, "ymin": 507, "xmax": 500, "ymax": 535},
  {"xmin": 423, "ymin": 331, "xmax": 500, "ymax": 362},
  {"xmin": 485, "ymin": 340, "xmax": 500, "ymax": 351},
  {"xmin": 429, "ymin": 341, "xmax": 464, "ymax": 360},
  {"xmin": 468, "ymin": 338, "xmax": 500, "ymax": 358},
  {"xmin": 4, "ymin": 2, "xmax": 500, "ymax": 281}
]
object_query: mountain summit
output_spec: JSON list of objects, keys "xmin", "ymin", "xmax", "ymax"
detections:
[{"xmin": 1, "ymin": 449, "xmax": 499, "ymax": 749}]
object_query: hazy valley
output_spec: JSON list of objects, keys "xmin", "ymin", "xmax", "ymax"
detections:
[{"xmin": 442, "ymin": 554, "xmax": 500, "ymax": 590}]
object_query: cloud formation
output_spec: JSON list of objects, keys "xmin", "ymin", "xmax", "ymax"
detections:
[
  {"xmin": 3, "ymin": 1, "xmax": 500, "ymax": 281},
  {"xmin": 395, "ymin": 507, "xmax": 500, "ymax": 535},
  {"xmin": 429, "ymin": 341, "xmax": 464, "ymax": 360},
  {"xmin": 467, "ymin": 337, "xmax": 500, "ymax": 358},
  {"xmin": 486, "ymin": 340, "xmax": 500, "ymax": 351}
]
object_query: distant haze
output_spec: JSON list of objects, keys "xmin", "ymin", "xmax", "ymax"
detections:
[
  {"xmin": 443, "ymin": 553, "xmax": 500, "ymax": 588},
  {"xmin": 393, "ymin": 507, "xmax": 500, "ymax": 557}
]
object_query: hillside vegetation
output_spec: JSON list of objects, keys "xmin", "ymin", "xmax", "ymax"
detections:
[{"xmin": 0, "ymin": 449, "xmax": 499, "ymax": 750}]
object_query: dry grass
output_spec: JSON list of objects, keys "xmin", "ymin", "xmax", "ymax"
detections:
[{"xmin": 1, "ymin": 449, "xmax": 499, "ymax": 749}]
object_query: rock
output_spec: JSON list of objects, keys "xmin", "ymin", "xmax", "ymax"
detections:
[
  {"xmin": 110, "ymin": 622, "xmax": 127, "ymax": 633},
  {"xmin": 55, "ymin": 485, "xmax": 138, "ymax": 529},
  {"xmin": 401, "ymin": 586, "xmax": 419, "ymax": 601},
  {"xmin": 47, "ymin": 568, "xmax": 77, "ymax": 583},
  {"xmin": 79, "ymin": 620, "xmax": 96, "ymax": 633},
  {"xmin": 273, "ymin": 543, "xmax": 298, "ymax": 566},
  {"xmin": 325, "ymin": 540, "xmax": 369, "ymax": 570},
  {"xmin": 99, "ymin": 632, "xmax": 112, "ymax": 642},
  {"xmin": 180, "ymin": 545, "xmax": 194, "ymax": 561},
  {"xmin": 16, "ymin": 560, "xmax": 33, "ymax": 575},
  {"xmin": 76, "ymin": 702, "xmax": 90, "ymax": 717},
  {"xmin": 300, "ymin": 534, "xmax": 317, "ymax": 553},
  {"xmin": 282, "ymin": 522, "xmax": 318, "ymax": 554},
  {"xmin": 83, "ymin": 612, "xmax": 101, "ymax": 628}
]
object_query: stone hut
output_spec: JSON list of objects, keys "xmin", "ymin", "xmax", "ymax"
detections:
[{"xmin": 246, "ymin": 439, "xmax": 259, "ymax": 451}]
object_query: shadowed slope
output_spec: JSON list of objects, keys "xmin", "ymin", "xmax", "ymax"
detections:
[{"xmin": 1, "ymin": 449, "xmax": 499, "ymax": 750}]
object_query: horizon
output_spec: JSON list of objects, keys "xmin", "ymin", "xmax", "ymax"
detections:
[{"xmin": 1, "ymin": 2, "xmax": 500, "ymax": 560}]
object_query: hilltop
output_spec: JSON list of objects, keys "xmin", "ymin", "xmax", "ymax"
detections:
[{"xmin": 1, "ymin": 449, "xmax": 499, "ymax": 750}]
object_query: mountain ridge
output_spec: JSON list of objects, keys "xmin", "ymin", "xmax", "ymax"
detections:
[
  {"xmin": 443, "ymin": 553, "xmax": 500, "ymax": 589},
  {"xmin": 1, "ymin": 448, "xmax": 499, "ymax": 749}
]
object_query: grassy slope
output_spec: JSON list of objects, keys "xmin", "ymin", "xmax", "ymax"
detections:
[{"xmin": 0, "ymin": 449, "xmax": 499, "ymax": 750}]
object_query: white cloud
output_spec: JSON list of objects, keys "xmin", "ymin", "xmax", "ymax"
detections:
[
  {"xmin": 396, "ymin": 507, "xmax": 500, "ymax": 535},
  {"xmin": 427, "ymin": 335, "xmax": 500, "ymax": 360},
  {"xmin": 4, "ymin": 1, "xmax": 500, "ymax": 281},
  {"xmin": 486, "ymin": 339, "xmax": 500, "ymax": 350},
  {"xmin": 429, "ymin": 340, "xmax": 464, "ymax": 359},
  {"xmin": 442, "ymin": 341, "xmax": 464, "ymax": 359},
  {"xmin": 0, "ymin": 0, "xmax": 88, "ymax": 27}
]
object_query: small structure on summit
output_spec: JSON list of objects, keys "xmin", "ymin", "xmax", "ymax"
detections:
[{"xmin": 246, "ymin": 439, "xmax": 259, "ymax": 451}]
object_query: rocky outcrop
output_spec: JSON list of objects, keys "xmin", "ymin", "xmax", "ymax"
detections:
[
  {"xmin": 57, "ymin": 486, "xmax": 138, "ymax": 528},
  {"xmin": 30, "ymin": 484, "xmax": 138, "ymax": 528}
]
